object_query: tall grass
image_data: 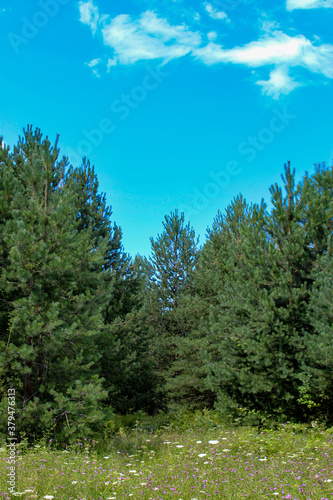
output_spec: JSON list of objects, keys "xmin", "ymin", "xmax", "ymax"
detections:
[{"xmin": 1, "ymin": 415, "xmax": 332, "ymax": 499}]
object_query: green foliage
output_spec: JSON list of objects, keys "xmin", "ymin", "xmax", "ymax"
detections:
[
  {"xmin": 195, "ymin": 163, "xmax": 333, "ymax": 423},
  {"xmin": 0, "ymin": 128, "xmax": 146, "ymax": 444},
  {"xmin": 306, "ymin": 234, "xmax": 333, "ymax": 423},
  {"xmin": 105, "ymin": 411, "xmax": 172, "ymax": 436},
  {"xmin": 0, "ymin": 128, "xmax": 114, "ymax": 441},
  {"xmin": 144, "ymin": 210, "xmax": 200, "ymax": 407},
  {"xmin": 1, "ymin": 125, "xmax": 333, "ymax": 442}
]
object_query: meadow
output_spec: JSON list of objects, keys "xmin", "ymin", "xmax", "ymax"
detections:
[{"xmin": 1, "ymin": 416, "xmax": 333, "ymax": 500}]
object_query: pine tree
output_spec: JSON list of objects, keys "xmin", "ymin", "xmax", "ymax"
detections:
[
  {"xmin": 307, "ymin": 243, "xmax": 333, "ymax": 422},
  {"xmin": 149, "ymin": 210, "xmax": 199, "ymax": 309},
  {"xmin": 147, "ymin": 210, "xmax": 199, "ymax": 407},
  {"xmin": 0, "ymin": 127, "xmax": 109, "ymax": 440},
  {"xmin": 303, "ymin": 163, "xmax": 333, "ymax": 422},
  {"xmin": 301, "ymin": 163, "xmax": 333, "ymax": 258},
  {"xmin": 177, "ymin": 195, "xmax": 253, "ymax": 412},
  {"xmin": 206, "ymin": 165, "xmax": 318, "ymax": 422}
]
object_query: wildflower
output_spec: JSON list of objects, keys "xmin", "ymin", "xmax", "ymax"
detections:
[
  {"xmin": 72, "ymin": 481, "xmax": 77, "ymax": 484},
  {"xmin": 222, "ymin": 449, "xmax": 230, "ymax": 452},
  {"xmin": 104, "ymin": 456, "xmax": 110, "ymax": 459},
  {"xmin": 176, "ymin": 445, "xmax": 184, "ymax": 448},
  {"xmin": 196, "ymin": 441, "xmax": 202, "ymax": 444},
  {"xmin": 129, "ymin": 470, "xmax": 137, "ymax": 473},
  {"xmin": 198, "ymin": 453, "xmax": 207, "ymax": 457},
  {"xmin": 324, "ymin": 479, "xmax": 332, "ymax": 482},
  {"xmin": 208, "ymin": 440, "xmax": 219, "ymax": 444},
  {"xmin": 43, "ymin": 496, "xmax": 55, "ymax": 500}
]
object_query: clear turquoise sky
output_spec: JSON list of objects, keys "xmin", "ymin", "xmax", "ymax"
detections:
[{"xmin": 1, "ymin": 0, "xmax": 332, "ymax": 256}]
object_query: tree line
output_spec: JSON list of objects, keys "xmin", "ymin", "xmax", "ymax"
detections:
[{"xmin": 0, "ymin": 127, "xmax": 332, "ymax": 441}]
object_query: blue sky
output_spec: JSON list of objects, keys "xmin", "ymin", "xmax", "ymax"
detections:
[{"xmin": 1, "ymin": 0, "xmax": 332, "ymax": 256}]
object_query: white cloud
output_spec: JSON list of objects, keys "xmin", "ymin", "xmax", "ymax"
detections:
[
  {"xmin": 287, "ymin": 0, "xmax": 333, "ymax": 10},
  {"xmin": 88, "ymin": 58, "xmax": 100, "ymax": 66},
  {"xmin": 194, "ymin": 31, "xmax": 333, "ymax": 79},
  {"xmin": 100, "ymin": 10, "xmax": 202, "ymax": 66},
  {"xmin": 194, "ymin": 30, "xmax": 333, "ymax": 94},
  {"xmin": 194, "ymin": 32, "xmax": 308, "ymax": 66},
  {"xmin": 257, "ymin": 66, "xmax": 301, "ymax": 98},
  {"xmin": 260, "ymin": 20, "xmax": 281, "ymax": 34},
  {"xmin": 207, "ymin": 31, "xmax": 218, "ymax": 41},
  {"xmin": 85, "ymin": 58, "xmax": 101, "ymax": 77},
  {"xmin": 79, "ymin": 0, "xmax": 100, "ymax": 33},
  {"xmin": 78, "ymin": 2, "xmax": 333, "ymax": 98},
  {"xmin": 204, "ymin": 2, "xmax": 228, "ymax": 20}
]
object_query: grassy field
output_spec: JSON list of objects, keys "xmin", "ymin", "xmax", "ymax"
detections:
[{"xmin": 1, "ymin": 422, "xmax": 332, "ymax": 500}]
